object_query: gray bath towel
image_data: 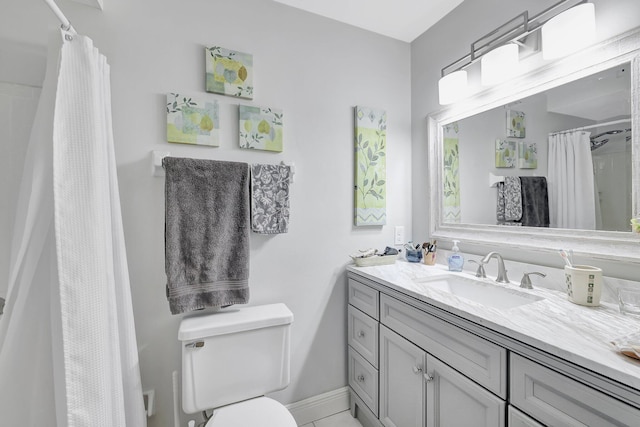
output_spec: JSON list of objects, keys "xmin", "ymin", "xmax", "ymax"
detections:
[
  {"xmin": 164, "ymin": 157, "xmax": 250, "ymax": 315},
  {"xmin": 251, "ymin": 164, "xmax": 291, "ymax": 234},
  {"xmin": 520, "ymin": 177, "xmax": 550, "ymax": 227}
]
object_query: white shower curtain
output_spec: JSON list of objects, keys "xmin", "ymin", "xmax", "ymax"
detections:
[
  {"xmin": 547, "ymin": 130, "xmax": 597, "ymax": 230},
  {"xmin": 0, "ymin": 30, "xmax": 146, "ymax": 427}
]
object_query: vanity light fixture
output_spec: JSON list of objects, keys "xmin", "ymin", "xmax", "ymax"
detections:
[
  {"xmin": 481, "ymin": 43, "xmax": 520, "ymax": 86},
  {"xmin": 438, "ymin": 0, "xmax": 595, "ymax": 105},
  {"xmin": 542, "ymin": 3, "xmax": 596, "ymax": 60},
  {"xmin": 438, "ymin": 70, "xmax": 468, "ymax": 105}
]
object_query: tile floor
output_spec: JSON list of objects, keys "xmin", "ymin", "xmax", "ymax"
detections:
[{"xmin": 300, "ymin": 410, "xmax": 363, "ymax": 427}]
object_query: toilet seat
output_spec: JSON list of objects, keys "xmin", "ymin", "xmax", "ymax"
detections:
[{"xmin": 205, "ymin": 396, "xmax": 297, "ymax": 427}]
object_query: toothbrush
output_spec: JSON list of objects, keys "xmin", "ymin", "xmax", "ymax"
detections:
[
  {"xmin": 558, "ymin": 249, "xmax": 573, "ymax": 267},
  {"xmin": 568, "ymin": 249, "xmax": 574, "ymax": 265}
]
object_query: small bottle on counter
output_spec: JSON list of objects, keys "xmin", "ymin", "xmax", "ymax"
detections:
[{"xmin": 447, "ymin": 240, "xmax": 464, "ymax": 272}]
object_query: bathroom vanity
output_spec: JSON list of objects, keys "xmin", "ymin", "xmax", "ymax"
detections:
[{"xmin": 346, "ymin": 262, "xmax": 640, "ymax": 427}]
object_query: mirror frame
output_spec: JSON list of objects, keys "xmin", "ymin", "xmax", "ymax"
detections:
[{"xmin": 428, "ymin": 27, "xmax": 640, "ymax": 263}]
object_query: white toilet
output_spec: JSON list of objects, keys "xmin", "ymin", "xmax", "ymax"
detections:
[{"xmin": 178, "ymin": 303, "xmax": 297, "ymax": 427}]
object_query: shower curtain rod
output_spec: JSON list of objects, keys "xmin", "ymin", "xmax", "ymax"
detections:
[
  {"xmin": 549, "ymin": 118, "xmax": 632, "ymax": 136},
  {"xmin": 43, "ymin": 0, "xmax": 72, "ymax": 31}
]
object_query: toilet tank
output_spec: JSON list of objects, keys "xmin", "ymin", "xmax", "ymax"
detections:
[{"xmin": 179, "ymin": 303, "xmax": 293, "ymax": 414}]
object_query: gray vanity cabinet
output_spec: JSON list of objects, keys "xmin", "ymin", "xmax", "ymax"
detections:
[
  {"xmin": 349, "ymin": 277, "xmax": 507, "ymax": 427},
  {"xmin": 379, "ymin": 325, "xmax": 425, "ymax": 427}
]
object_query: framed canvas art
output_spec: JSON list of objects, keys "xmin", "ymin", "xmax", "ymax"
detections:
[
  {"xmin": 495, "ymin": 139, "xmax": 517, "ymax": 168},
  {"xmin": 205, "ymin": 46, "xmax": 253, "ymax": 99},
  {"xmin": 519, "ymin": 141, "xmax": 537, "ymax": 168},
  {"xmin": 507, "ymin": 109, "xmax": 526, "ymax": 138},
  {"xmin": 354, "ymin": 106, "xmax": 387, "ymax": 226},
  {"xmin": 166, "ymin": 93, "xmax": 219, "ymax": 146},
  {"xmin": 239, "ymin": 105, "xmax": 283, "ymax": 152}
]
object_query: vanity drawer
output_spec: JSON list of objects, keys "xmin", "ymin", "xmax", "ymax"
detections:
[
  {"xmin": 508, "ymin": 405, "xmax": 544, "ymax": 427},
  {"xmin": 348, "ymin": 305, "xmax": 379, "ymax": 367},
  {"xmin": 348, "ymin": 279, "xmax": 379, "ymax": 320},
  {"xmin": 380, "ymin": 294, "xmax": 506, "ymax": 398},
  {"xmin": 349, "ymin": 347, "xmax": 379, "ymax": 416},
  {"xmin": 510, "ymin": 353, "xmax": 640, "ymax": 427}
]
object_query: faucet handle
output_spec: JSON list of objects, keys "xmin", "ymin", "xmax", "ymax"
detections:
[
  {"xmin": 469, "ymin": 259, "xmax": 487, "ymax": 278},
  {"xmin": 520, "ymin": 272, "xmax": 546, "ymax": 289}
]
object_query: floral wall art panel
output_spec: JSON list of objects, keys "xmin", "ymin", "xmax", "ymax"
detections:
[
  {"xmin": 166, "ymin": 93, "xmax": 219, "ymax": 146},
  {"xmin": 443, "ymin": 122, "xmax": 461, "ymax": 223},
  {"xmin": 507, "ymin": 109, "xmax": 526, "ymax": 138},
  {"xmin": 205, "ymin": 46, "xmax": 254, "ymax": 99},
  {"xmin": 495, "ymin": 139, "xmax": 517, "ymax": 168},
  {"xmin": 519, "ymin": 141, "xmax": 538, "ymax": 169},
  {"xmin": 239, "ymin": 105, "xmax": 283, "ymax": 152},
  {"xmin": 354, "ymin": 106, "xmax": 387, "ymax": 226}
]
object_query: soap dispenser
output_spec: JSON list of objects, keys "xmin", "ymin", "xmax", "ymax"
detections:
[{"xmin": 448, "ymin": 240, "xmax": 464, "ymax": 272}]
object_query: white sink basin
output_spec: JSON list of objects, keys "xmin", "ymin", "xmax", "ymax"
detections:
[{"xmin": 413, "ymin": 274, "xmax": 544, "ymax": 310}]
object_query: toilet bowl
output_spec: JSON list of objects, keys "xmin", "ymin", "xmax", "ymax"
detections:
[
  {"xmin": 179, "ymin": 303, "xmax": 296, "ymax": 426},
  {"xmin": 205, "ymin": 397, "xmax": 296, "ymax": 427}
]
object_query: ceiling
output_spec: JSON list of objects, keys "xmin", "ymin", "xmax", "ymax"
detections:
[{"xmin": 272, "ymin": 0, "xmax": 465, "ymax": 43}]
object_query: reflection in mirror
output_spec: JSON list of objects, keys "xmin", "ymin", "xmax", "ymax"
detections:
[{"xmin": 444, "ymin": 62, "xmax": 631, "ymax": 232}]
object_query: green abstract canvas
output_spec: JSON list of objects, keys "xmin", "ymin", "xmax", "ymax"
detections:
[
  {"xmin": 354, "ymin": 106, "xmax": 386, "ymax": 226},
  {"xmin": 507, "ymin": 109, "xmax": 526, "ymax": 138},
  {"xmin": 519, "ymin": 141, "xmax": 537, "ymax": 169},
  {"xmin": 239, "ymin": 105, "xmax": 283, "ymax": 152},
  {"xmin": 205, "ymin": 46, "xmax": 253, "ymax": 99},
  {"xmin": 166, "ymin": 93, "xmax": 219, "ymax": 146},
  {"xmin": 443, "ymin": 122, "xmax": 461, "ymax": 223},
  {"xmin": 495, "ymin": 139, "xmax": 517, "ymax": 168}
]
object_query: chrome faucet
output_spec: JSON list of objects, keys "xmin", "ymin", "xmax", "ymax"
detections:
[{"xmin": 481, "ymin": 252, "xmax": 510, "ymax": 284}]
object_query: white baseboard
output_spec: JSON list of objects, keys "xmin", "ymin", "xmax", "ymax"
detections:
[{"xmin": 286, "ymin": 386, "xmax": 350, "ymax": 426}]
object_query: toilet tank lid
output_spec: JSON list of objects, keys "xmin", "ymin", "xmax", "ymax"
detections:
[{"xmin": 178, "ymin": 303, "xmax": 294, "ymax": 341}]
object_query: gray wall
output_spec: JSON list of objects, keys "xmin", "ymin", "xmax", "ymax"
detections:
[
  {"xmin": 411, "ymin": 0, "xmax": 640, "ymax": 274},
  {"xmin": 0, "ymin": 1, "xmax": 411, "ymax": 426}
]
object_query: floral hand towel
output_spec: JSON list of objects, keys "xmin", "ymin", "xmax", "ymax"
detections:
[{"xmin": 251, "ymin": 164, "xmax": 291, "ymax": 234}]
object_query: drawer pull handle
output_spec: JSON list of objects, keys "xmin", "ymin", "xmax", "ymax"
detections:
[
  {"xmin": 357, "ymin": 330, "xmax": 365, "ymax": 338},
  {"xmin": 357, "ymin": 374, "xmax": 365, "ymax": 382},
  {"xmin": 424, "ymin": 373, "xmax": 434, "ymax": 383},
  {"xmin": 412, "ymin": 366, "xmax": 423, "ymax": 374}
]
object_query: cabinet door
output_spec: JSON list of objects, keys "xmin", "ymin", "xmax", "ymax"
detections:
[
  {"xmin": 426, "ymin": 355, "xmax": 505, "ymax": 427},
  {"xmin": 379, "ymin": 325, "xmax": 425, "ymax": 427}
]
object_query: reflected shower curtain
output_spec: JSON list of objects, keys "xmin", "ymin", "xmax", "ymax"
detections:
[
  {"xmin": 547, "ymin": 130, "xmax": 597, "ymax": 230},
  {"xmin": 0, "ymin": 30, "xmax": 146, "ymax": 426}
]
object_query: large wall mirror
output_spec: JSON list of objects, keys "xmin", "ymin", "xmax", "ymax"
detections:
[{"xmin": 428, "ymin": 28, "xmax": 640, "ymax": 262}]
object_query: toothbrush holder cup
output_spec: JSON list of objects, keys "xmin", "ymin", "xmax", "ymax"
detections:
[{"xmin": 565, "ymin": 265, "xmax": 602, "ymax": 307}]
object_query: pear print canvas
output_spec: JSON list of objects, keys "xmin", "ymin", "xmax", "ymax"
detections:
[
  {"xmin": 495, "ymin": 139, "xmax": 516, "ymax": 168},
  {"xmin": 518, "ymin": 141, "xmax": 537, "ymax": 169},
  {"xmin": 239, "ymin": 105, "xmax": 283, "ymax": 152},
  {"xmin": 166, "ymin": 93, "xmax": 219, "ymax": 146},
  {"xmin": 507, "ymin": 109, "xmax": 526, "ymax": 138},
  {"xmin": 206, "ymin": 46, "xmax": 254, "ymax": 99}
]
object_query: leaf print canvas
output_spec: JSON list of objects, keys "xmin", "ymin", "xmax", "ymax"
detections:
[
  {"xmin": 205, "ymin": 46, "xmax": 254, "ymax": 99},
  {"xmin": 239, "ymin": 105, "xmax": 283, "ymax": 152},
  {"xmin": 518, "ymin": 141, "xmax": 537, "ymax": 169},
  {"xmin": 354, "ymin": 106, "xmax": 386, "ymax": 226},
  {"xmin": 166, "ymin": 93, "xmax": 219, "ymax": 146},
  {"xmin": 495, "ymin": 139, "xmax": 517, "ymax": 168},
  {"xmin": 507, "ymin": 109, "xmax": 526, "ymax": 138},
  {"xmin": 443, "ymin": 124, "xmax": 461, "ymax": 223}
]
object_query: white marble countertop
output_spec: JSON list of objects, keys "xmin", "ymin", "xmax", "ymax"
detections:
[{"xmin": 347, "ymin": 260, "xmax": 640, "ymax": 392}]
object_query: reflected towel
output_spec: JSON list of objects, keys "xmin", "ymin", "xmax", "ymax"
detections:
[
  {"xmin": 503, "ymin": 176, "xmax": 522, "ymax": 221},
  {"xmin": 251, "ymin": 164, "xmax": 291, "ymax": 234},
  {"xmin": 520, "ymin": 177, "xmax": 550, "ymax": 227},
  {"xmin": 164, "ymin": 157, "xmax": 250, "ymax": 314}
]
